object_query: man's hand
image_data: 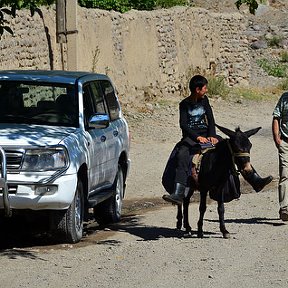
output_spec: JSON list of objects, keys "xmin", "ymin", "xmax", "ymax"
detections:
[
  {"xmin": 274, "ymin": 135, "xmax": 281, "ymax": 148},
  {"xmin": 272, "ymin": 118, "xmax": 281, "ymax": 148}
]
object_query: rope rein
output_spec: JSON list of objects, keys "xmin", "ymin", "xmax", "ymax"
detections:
[{"xmin": 226, "ymin": 140, "xmax": 250, "ymax": 175}]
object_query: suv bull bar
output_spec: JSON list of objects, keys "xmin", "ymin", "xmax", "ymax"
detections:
[{"xmin": 0, "ymin": 146, "xmax": 12, "ymax": 217}]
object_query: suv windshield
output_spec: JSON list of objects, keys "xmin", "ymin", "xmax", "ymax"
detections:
[{"xmin": 0, "ymin": 81, "xmax": 78, "ymax": 127}]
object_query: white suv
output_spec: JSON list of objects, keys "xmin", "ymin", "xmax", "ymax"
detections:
[{"xmin": 0, "ymin": 70, "xmax": 130, "ymax": 243}]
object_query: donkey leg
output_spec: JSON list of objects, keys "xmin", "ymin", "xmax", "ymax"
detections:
[
  {"xmin": 176, "ymin": 204, "xmax": 183, "ymax": 230},
  {"xmin": 183, "ymin": 194, "xmax": 192, "ymax": 234},
  {"xmin": 218, "ymin": 201, "xmax": 230, "ymax": 239},
  {"xmin": 197, "ymin": 190, "xmax": 207, "ymax": 238}
]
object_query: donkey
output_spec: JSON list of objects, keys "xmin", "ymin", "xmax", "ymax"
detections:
[{"xmin": 175, "ymin": 124, "xmax": 271, "ymax": 239}]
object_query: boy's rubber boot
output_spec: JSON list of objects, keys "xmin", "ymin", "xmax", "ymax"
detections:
[
  {"xmin": 162, "ymin": 183, "xmax": 186, "ymax": 205},
  {"xmin": 241, "ymin": 167, "xmax": 273, "ymax": 192}
]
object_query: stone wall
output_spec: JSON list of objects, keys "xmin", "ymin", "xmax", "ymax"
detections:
[
  {"xmin": 0, "ymin": 7, "xmax": 62, "ymax": 71},
  {"xmin": 0, "ymin": 5, "xmax": 249, "ymax": 104}
]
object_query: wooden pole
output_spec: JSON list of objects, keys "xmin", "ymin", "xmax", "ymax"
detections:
[
  {"xmin": 56, "ymin": 0, "xmax": 66, "ymax": 43},
  {"xmin": 66, "ymin": 0, "xmax": 78, "ymax": 70},
  {"xmin": 56, "ymin": 0, "xmax": 66, "ymax": 70}
]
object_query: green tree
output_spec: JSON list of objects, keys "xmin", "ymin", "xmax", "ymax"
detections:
[{"xmin": 0, "ymin": 0, "xmax": 55, "ymax": 38}]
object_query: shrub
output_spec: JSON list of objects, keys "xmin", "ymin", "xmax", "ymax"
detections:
[
  {"xmin": 267, "ymin": 35, "xmax": 283, "ymax": 48},
  {"xmin": 257, "ymin": 58, "xmax": 288, "ymax": 78},
  {"xmin": 78, "ymin": 0, "xmax": 132, "ymax": 12},
  {"xmin": 278, "ymin": 77, "xmax": 288, "ymax": 90},
  {"xmin": 280, "ymin": 51, "xmax": 288, "ymax": 63},
  {"xmin": 207, "ymin": 75, "xmax": 229, "ymax": 98},
  {"xmin": 230, "ymin": 86, "xmax": 280, "ymax": 101},
  {"xmin": 155, "ymin": 0, "xmax": 189, "ymax": 9},
  {"xmin": 78, "ymin": 0, "xmax": 189, "ymax": 12},
  {"xmin": 130, "ymin": 0, "xmax": 156, "ymax": 10}
]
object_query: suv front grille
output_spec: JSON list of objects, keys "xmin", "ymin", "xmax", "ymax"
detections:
[
  {"xmin": 1, "ymin": 150, "xmax": 24, "ymax": 170},
  {"xmin": 0, "ymin": 186, "xmax": 17, "ymax": 194}
]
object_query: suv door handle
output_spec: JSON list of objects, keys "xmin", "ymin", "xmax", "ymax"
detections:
[
  {"xmin": 100, "ymin": 135, "xmax": 106, "ymax": 142},
  {"xmin": 113, "ymin": 130, "xmax": 119, "ymax": 137}
]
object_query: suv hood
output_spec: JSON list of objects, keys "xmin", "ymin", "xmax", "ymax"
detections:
[{"xmin": 0, "ymin": 124, "xmax": 77, "ymax": 147}]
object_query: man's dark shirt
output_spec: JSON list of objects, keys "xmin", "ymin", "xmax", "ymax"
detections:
[{"xmin": 179, "ymin": 95, "xmax": 216, "ymax": 142}]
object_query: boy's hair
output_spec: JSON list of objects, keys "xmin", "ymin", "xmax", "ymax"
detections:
[{"xmin": 189, "ymin": 75, "xmax": 208, "ymax": 93}]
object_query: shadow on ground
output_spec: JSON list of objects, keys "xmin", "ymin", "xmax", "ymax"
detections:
[
  {"xmin": 0, "ymin": 198, "xmax": 171, "ymax": 253},
  {"xmin": 1, "ymin": 196, "xmax": 280, "ymax": 255}
]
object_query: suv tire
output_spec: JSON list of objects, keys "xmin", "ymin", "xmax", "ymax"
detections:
[
  {"xmin": 51, "ymin": 179, "xmax": 84, "ymax": 243},
  {"xmin": 94, "ymin": 165, "xmax": 124, "ymax": 225}
]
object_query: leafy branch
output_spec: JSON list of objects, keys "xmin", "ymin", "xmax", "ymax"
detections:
[{"xmin": 0, "ymin": 0, "xmax": 55, "ymax": 38}]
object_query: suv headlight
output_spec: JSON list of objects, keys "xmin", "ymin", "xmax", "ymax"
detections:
[{"xmin": 21, "ymin": 147, "xmax": 69, "ymax": 171}]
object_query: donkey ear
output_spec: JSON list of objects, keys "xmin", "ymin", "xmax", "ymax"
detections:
[
  {"xmin": 244, "ymin": 127, "xmax": 261, "ymax": 138},
  {"xmin": 215, "ymin": 124, "xmax": 236, "ymax": 138}
]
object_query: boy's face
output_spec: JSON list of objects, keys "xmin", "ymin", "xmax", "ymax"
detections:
[{"xmin": 195, "ymin": 84, "xmax": 208, "ymax": 99}]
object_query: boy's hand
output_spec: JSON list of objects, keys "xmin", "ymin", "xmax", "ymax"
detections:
[
  {"xmin": 197, "ymin": 136, "xmax": 219, "ymax": 145},
  {"xmin": 208, "ymin": 137, "xmax": 219, "ymax": 145},
  {"xmin": 197, "ymin": 136, "xmax": 209, "ymax": 143}
]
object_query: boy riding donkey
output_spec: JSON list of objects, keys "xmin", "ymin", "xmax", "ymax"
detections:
[{"xmin": 162, "ymin": 75, "xmax": 273, "ymax": 205}]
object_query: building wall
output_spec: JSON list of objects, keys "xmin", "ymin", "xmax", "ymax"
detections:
[{"xmin": 0, "ymin": 6, "xmax": 249, "ymax": 104}]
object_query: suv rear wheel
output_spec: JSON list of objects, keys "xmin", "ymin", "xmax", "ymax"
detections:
[
  {"xmin": 94, "ymin": 165, "xmax": 124, "ymax": 225},
  {"xmin": 51, "ymin": 179, "xmax": 84, "ymax": 243}
]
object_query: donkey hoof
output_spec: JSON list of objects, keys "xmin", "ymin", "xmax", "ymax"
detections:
[
  {"xmin": 183, "ymin": 231, "xmax": 193, "ymax": 238},
  {"xmin": 184, "ymin": 226, "xmax": 192, "ymax": 233},
  {"xmin": 223, "ymin": 232, "xmax": 230, "ymax": 239},
  {"xmin": 197, "ymin": 232, "xmax": 204, "ymax": 238},
  {"xmin": 176, "ymin": 223, "xmax": 182, "ymax": 230}
]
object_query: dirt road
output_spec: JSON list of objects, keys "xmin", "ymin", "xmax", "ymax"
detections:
[{"xmin": 0, "ymin": 98, "xmax": 286, "ymax": 288}]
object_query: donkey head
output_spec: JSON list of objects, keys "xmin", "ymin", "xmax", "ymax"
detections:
[{"xmin": 216, "ymin": 124, "xmax": 261, "ymax": 170}]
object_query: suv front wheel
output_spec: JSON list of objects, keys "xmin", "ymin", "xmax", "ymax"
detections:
[
  {"xmin": 94, "ymin": 165, "xmax": 124, "ymax": 225},
  {"xmin": 51, "ymin": 179, "xmax": 84, "ymax": 243}
]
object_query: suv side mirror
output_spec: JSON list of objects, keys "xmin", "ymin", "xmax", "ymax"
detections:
[{"xmin": 88, "ymin": 113, "xmax": 110, "ymax": 129}]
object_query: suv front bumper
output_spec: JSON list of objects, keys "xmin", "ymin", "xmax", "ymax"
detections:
[{"xmin": 0, "ymin": 173, "xmax": 77, "ymax": 211}]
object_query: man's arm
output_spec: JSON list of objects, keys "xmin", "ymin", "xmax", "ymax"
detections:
[{"xmin": 272, "ymin": 117, "xmax": 281, "ymax": 148}]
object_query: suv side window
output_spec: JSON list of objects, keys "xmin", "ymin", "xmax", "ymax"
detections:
[
  {"xmin": 90, "ymin": 81, "xmax": 108, "ymax": 114},
  {"xmin": 100, "ymin": 80, "xmax": 120, "ymax": 121},
  {"xmin": 83, "ymin": 84, "xmax": 95, "ymax": 128}
]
